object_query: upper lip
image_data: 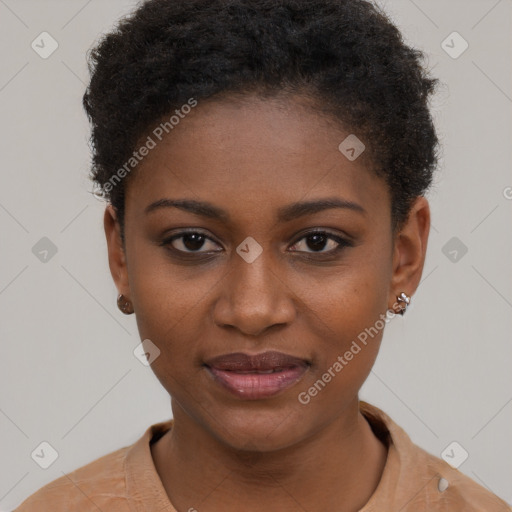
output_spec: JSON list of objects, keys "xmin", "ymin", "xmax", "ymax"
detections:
[{"xmin": 204, "ymin": 351, "xmax": 310, "ymax": 372}]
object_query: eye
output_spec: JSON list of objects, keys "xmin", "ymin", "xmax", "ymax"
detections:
[
  {"xmin": 162, "ymin": 230, "xmax": 222, "ymax": 254},
  {"xmin": 161, "ymin": 229, "xmax": 352, "ymax": 257},
  {"xmin": 289, "ymin": 230, "xmax": 352, "ymax": 254}
]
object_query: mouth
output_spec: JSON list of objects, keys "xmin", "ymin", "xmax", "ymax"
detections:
[{"xmin": 204, "ymin": 351, "xmax": 310, "ymax": 400}]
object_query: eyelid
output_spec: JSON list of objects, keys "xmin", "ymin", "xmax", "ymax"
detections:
[
  {"xmin": 288, "ymin": 228, "xmax": 353, "ymax": 253},
  {"xmin": 160, "ymin": 228, "xmax": 223, "ymax": 252},
  {"xmin": 289, "ymin": 227, "xmax": 352, "ymax": 243}
]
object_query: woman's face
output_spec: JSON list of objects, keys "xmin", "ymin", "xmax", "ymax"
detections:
[{"xmin": 105, "ymin": 95, "xmax": 428, "ymax": 452}]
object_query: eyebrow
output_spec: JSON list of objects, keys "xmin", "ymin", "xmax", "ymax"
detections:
[{"xmin": 144, "ymin": 197, "xmax": 366, "ymax": 222}]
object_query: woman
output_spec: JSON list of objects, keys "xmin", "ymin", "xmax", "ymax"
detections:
[{"xmin": 15, "ymin": 0, "xmax": 511, "ymax": 510}]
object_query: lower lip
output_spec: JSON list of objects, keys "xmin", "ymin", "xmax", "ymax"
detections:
[{"xmin": 206, "ymin": 366, "xmax": 308, "ymax": 400}]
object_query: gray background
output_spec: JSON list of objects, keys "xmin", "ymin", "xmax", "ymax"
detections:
[{"xmin": 1, "ymin": 0, "xmax": 511, "ymax": 509}]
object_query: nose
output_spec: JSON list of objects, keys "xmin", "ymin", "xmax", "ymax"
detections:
[{"xmin": 213, "ymin": 249, "xmax": 296, "ymax": 337}]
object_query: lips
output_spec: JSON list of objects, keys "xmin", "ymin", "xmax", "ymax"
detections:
[{"xmin": 204, "ymin": 351, "xmax": 310, "ymax": 400}]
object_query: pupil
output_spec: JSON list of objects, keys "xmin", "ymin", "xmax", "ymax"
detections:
[
  {"xmin": 183, "ymin": 233, "xmax": 205, "ymax": 251},
  {"xmin": 307, "ymin": 234, "xmax": 327, "ymax": 251}
]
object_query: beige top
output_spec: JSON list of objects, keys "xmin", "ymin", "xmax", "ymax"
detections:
[{"xmin": 14, "ymin": 401, "xmax": 511, "ymax": 511}]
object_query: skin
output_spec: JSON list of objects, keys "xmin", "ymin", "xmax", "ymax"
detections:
[{"xmin": 104, "ymin": 94, "xmax": 430, "ymax": 512}]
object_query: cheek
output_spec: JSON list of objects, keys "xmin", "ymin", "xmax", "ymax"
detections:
[
  {"xmin": 126, "ymin": 237, "xmax": 217, "ymax": 335},
  {"xmin": 132, "ymin": 290, "xmax": 203, "ymax": 400},
  {"xmin": 126, "ymin": 250, "xmax": 215, "ymax": 385},
  {"xmin": 294, "ymin": 244, "xmax": 392, "ymax": 402},
  {"xmin": 295, "ymin": 248, "xmax": 391, "ymax": 340},
  {"xmin": 297, "ymin": 284, "xmax": 387, "ymax": 414},
  {"xmin": 297, "ymin": 342, "xmax": 381, "ymax": 415}
]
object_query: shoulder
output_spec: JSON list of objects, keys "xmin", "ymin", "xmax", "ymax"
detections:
[
  {"xmin": 412, "ymin": 442, "xmax": 511, "ymax": 511},
  {"xmin": 14, "ymin": 445, "xmax": 131, "ymax": 512},
  {"xmin": 360, "ymin": 401, "xmax": 511, "ymax": 511}
]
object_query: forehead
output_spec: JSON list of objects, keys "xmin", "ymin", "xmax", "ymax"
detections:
[{"xmin": 125, "ymin": 95, "xmax": 390, "ymax": 225}]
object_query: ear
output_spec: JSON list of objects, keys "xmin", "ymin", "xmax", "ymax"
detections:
[
  {"xmin": 104, "ymin": 204, "xmax": 131, "ymax": 299},
  {"xmin": 388, "ymin": 196, "xmax": 430, "ymax": 313}
]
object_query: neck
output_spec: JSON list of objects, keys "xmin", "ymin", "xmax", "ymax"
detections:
[{"xmin": 151, "ymin": 398, "xmax": 387, "ymax": 512}]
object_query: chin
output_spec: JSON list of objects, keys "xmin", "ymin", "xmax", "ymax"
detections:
[{"xmin": 206, "ymin": 406, "xmax": 309, "ymax": 453}]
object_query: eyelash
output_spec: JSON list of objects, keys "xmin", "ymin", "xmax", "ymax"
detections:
[{"xmin": 160, "ymin": 228, "xmax": 353, "ymax": 258}]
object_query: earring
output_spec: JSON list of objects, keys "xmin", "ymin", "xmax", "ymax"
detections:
[
  {"xmin": 396, "ymin": 292, "xmax": 411, "ymax": 316},
  {"xmin": 117, "ymin": 294, "xmax": 134, "ymax": 315}
]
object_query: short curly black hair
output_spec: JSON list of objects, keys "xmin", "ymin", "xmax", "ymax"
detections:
[{"xmin": 83, "ymin": 0, "xmax": 439, "ymax": 244}]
